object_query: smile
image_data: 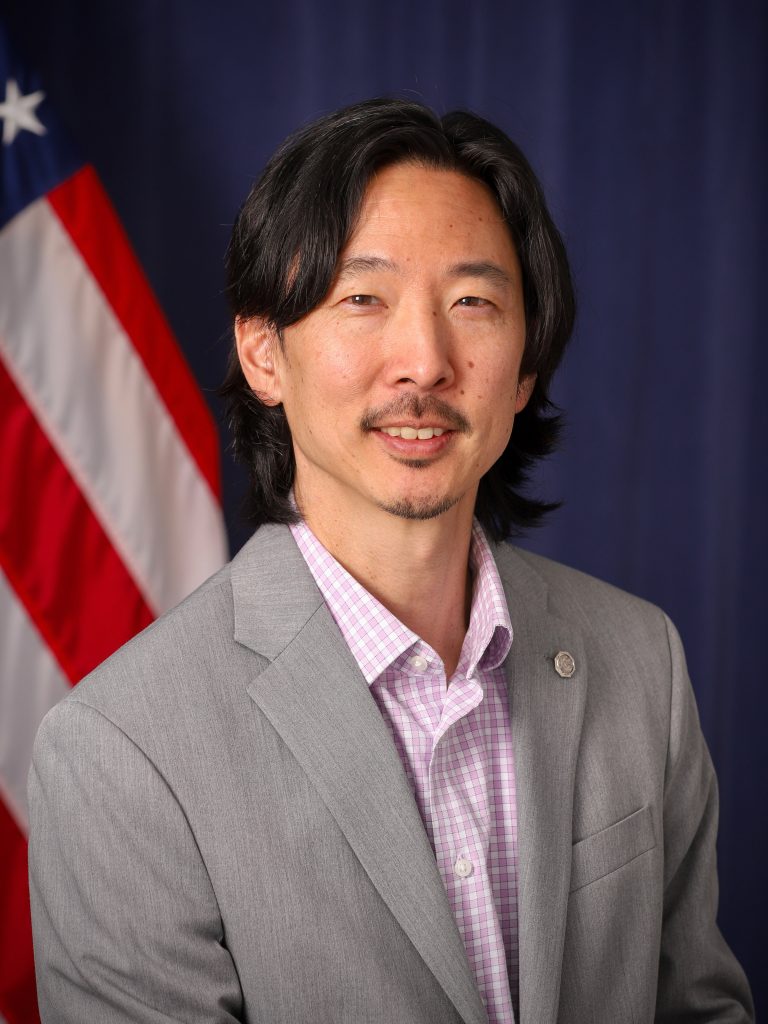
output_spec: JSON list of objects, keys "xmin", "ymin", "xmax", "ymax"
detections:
[{"xmin": 379, "ymin": 426, "xmax": 446, "ymax": 439}]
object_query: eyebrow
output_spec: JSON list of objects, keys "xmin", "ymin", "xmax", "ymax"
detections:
[
  {"xmin": 335, "ymin": 256, "xmax": 398, "ymax": 281},
  {"xmin": 335, "ymin": 256, "xmax": 514, "ymax": 288},
  {"xmin": 446, "ymin": 261, "xmax": 514, "ymax": 287}
]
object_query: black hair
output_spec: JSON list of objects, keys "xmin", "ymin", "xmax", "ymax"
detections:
[{"xmin": 221, "ymin": 97, "xmax": 575, "ymax": 541}]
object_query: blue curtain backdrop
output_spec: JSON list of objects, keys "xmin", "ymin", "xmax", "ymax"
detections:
[{"xmin": 7, "ymin": 0, "xmax": 766, "ymax": 1008}]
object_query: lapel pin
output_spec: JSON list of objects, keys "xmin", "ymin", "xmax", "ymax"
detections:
[{"xmin": 554, "ymin": 650, "xmax": 576, "ymax": 679}]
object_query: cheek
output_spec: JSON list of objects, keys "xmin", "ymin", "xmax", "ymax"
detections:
[
  {"xmin": 494, "ymin": 408, "xmax": 516, "ymax": 447},
  {"xmin": 476, "ymin": 379, "xmax": 521, "ymax": 454},
  {"xmin": 321, "ymin": 358, "xmax": 373, "ymax": 404},
  {"xmin": 284, "ymin": 361, "xmax": 369, "ymax": 427},
  {"xmin": 308, "ymin": 323, "xmax": 376, "ymax": 394},
  {"xmin": 470, "ymin": 349, "xmax": 522, "ymax": 407}
]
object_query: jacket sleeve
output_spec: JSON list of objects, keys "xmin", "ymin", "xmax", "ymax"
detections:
[
  {"xmin": 656, "ymin": 614, "xmax": 754, "ymax": 1022},
  {"xmin": 28, "ymin": 698, "xmax": 243, "ymax": 1023}
]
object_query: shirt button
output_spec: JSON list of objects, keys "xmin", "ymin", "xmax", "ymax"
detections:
[
  {"xmin": 454, "ymin": 856, "xmax": 473, "ymax": 879},
  {"xmin": 408, "ymin": 654, "xmax": 428, "ymax": 672}
]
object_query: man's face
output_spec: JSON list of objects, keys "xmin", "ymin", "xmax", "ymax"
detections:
[{"xmin": 238, "ymin": 162, "xmax": 533, "ymax": 534}]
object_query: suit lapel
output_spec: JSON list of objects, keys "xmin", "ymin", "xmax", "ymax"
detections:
[
  {"xmin": 495, "ymin": 545, "xmax": 587, "ymax": 1024},
  {"xmin": 232, "ymin": 525, "xmax": 488, "ymax": 1024}
]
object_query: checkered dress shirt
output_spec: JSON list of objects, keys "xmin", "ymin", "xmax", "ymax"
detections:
[{"xmin": 290, "ymin": 519, "xmax": 520, "ymax": 1023}]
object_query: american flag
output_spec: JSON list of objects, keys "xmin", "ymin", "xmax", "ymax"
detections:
[{"xmin": 0, "ymin": 22, "xmax": 228, "ymax": 1023}]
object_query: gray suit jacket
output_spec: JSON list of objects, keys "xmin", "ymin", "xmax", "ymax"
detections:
[{"xmin": 28, "ymin": 524, "xmax": 753, "ymax": 1023}]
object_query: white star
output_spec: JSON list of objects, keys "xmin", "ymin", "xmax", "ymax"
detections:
[{"xmin": 0, "ymin": 79, "xmax": 47, "ymax": 145}]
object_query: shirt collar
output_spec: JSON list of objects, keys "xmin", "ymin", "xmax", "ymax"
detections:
[
  {"xmin": 290, "ymin": 518, "xmax": 513, "ymax": 684},
  {"xmin": 462, "ymin": 520, "xmax": 514, "ymax": 676}
]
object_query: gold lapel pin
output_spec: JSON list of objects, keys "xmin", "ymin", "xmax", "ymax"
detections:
[{"xmin": 554, "ymin": 650, "xmax": 576, "ymax": 679}]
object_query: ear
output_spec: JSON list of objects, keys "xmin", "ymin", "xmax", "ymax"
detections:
[
  {"xmin": 515, "ymin": 372, "xmax": 537, "ymax": 413},
  {"xmin": 235, "ymin": 317, "xmax": 283, "ymax": 406}
]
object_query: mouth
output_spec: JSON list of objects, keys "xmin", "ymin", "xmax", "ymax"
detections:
[
  {"xmin": 361, "ymin": 395, "xmax": 469, "ymax": 460},
  {"xmin": 360, "ymin": 394, "xmax": 471, "ymax": 438},
  {"xmin": 378, "ymin": 425, "xmax": 447, "ymax": 440},
  {"xmin": 371, "ymin": 423, "xmax": 455, "ymax": 461}
]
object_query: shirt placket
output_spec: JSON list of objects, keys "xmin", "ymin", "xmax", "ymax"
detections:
[
  {"xmin": 429, "ymin": 670, "xmax": 516, "ymax": 1024},
  {"xmin": 428, "ymin": 670, "xmax": 487, "ymax": 907}
]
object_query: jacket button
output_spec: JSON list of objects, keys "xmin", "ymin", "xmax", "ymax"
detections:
[{"xmin": 554, "ymin": 651, "xmax": 576, "ymax": 678}]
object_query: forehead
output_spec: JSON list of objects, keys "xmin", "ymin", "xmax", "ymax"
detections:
[{"xmin": 343, "ymin": 162, "xmax": 518, "ymax": 267}]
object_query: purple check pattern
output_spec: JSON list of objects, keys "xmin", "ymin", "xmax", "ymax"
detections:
[{"xmin": 291, "ymin": 519, "xmax": 520, "ymax": 1023}]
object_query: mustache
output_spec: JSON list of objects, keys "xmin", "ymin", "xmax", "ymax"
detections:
[{"xmin": 360, "ymin": 394, "xmax": 471, "ymax": 434}]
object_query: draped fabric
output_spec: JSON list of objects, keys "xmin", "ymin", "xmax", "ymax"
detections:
[
  {"xmin": 6, "ymin": 0, "xmax": 766, "ymax": 1010},
  {"xmin": 0, "ymin": 18, "xmax": 228, "ymax": 1024}
]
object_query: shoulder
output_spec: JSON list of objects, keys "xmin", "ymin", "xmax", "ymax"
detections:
[
  {"xmin": 38, "ymin": 564, "xmax": 238, "ymax": 756},
  {"xmin": 44, "ymin": 524, "xmax": 306, "ymax": 743},
  {"xmin": 75, "ymin": 559, "xmax": 237, "ymax": 700},
  {"xmin": 495, "ymin": 543, "xmax": 679, "ymax": 672},
  {"xmin": 498, "ymin": 543, "xmax": 665, "ymax": 621}
]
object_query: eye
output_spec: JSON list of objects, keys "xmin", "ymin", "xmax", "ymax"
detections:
[
  {"xmin": 456, "ymin": 295, "xmax": 491, "ymax": 307},
  {"xmin": 344, "ymin": 294, "xmax": 380, "ymax": 306}
]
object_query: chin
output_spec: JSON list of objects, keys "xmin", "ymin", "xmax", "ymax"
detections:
[{"xmin": 376, "ymin": 494, "xmax": 461, "ymax": 522}]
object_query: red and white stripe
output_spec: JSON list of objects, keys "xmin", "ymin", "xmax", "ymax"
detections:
[{"xmin": 0, "ymin": 167, "xmax": 228, "ymax": 1024}]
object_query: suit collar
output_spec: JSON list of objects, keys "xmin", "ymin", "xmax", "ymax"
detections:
[{"xmin": 230, "ymin": 523, "xmax": 326, "ymax": 660}]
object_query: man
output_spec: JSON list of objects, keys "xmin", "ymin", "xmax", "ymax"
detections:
[{"xmin": 28, "ymin": 99, "xmax": 753, "ymax": 1022}]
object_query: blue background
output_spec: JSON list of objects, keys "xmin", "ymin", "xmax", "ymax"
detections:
[{"xmin": 6, "ymin": 0, "xmax": 766, "ymax": 1009}]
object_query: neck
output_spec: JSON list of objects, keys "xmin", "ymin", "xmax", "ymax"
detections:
[{"xmin": 298, "ymin": 492, "xmax": 476, "ymax": 678}]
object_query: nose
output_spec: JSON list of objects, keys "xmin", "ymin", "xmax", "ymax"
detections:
[{"xmin": 387, "ymin": 303, "xmax": 455, "ymax": 391}]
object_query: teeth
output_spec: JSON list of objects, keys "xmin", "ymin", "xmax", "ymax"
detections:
[{"xmin": 380, "ymin": 426, "xmax": 446, "ymax": 439}]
